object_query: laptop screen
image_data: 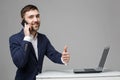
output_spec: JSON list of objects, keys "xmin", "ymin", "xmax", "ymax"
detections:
[{"xmin": 98, "ymin": 47, "xmax": 110, "ymax": 69}]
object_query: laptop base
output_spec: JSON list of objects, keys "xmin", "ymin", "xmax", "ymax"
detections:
[{"xmin": 73, "ymin": 69, "xmax": 102, "ymax": 73}]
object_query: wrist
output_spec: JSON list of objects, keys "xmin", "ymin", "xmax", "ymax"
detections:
[
  {"xmin": 61, "ymin": 57, "xmax": 68, "ymax": 65},
  {"xmin": 24, "ymin": 36, "xmax": 32, "ymax": 42}
]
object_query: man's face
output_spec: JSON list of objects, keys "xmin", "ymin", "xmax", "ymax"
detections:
[{"xmin": 24, "ymin": 9, "xmax": 40, "ymax": 32}]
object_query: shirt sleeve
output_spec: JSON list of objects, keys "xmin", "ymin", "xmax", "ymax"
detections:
[
  {"xmin": 23, "ymin": 36, "xmax": 32, "ymax": 42},
  {"xmin": 61, "ymin": 57, "xmax": 68, "ymax": 66}
]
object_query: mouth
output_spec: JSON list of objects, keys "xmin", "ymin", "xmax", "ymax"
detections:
[
  {"xmin": 31, "ymin": 22, "xmax": 40, "ymax": 29},
  {"xmin": 32, "ymin": 24, "xmax": 40, "ymax": 30},
  {"xmin": 32, "ymin": 22, "xmax": 39, "ymax": 26},
  {"xmin": 32, "ymin": 21, "xmax": 39, "ymax": 25}
]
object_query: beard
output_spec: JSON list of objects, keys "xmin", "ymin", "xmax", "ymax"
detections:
[{"xmin": 31, "ymin": 22, "xmax": 40, "ymax": 32}]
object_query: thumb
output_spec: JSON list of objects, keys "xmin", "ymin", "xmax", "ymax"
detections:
[{"xmin": 63, "ymin": 45, "xmax": 68, "ymax": 52}]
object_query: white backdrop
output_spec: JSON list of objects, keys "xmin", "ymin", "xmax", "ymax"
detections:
[{"xmin": 0, "ymin": 0, "xmax": 120, "ymax": 80}]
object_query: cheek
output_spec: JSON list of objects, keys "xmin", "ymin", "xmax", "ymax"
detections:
[
  {"xmin": 25, "ymin": 18, "xmax": 31, "ymax": 23},
  {"xmin": 38, "ymin": 20, "xmax": 40, "ymax": 24},
  {"xmin": 38, "ymin": 18, "xmax": 40, "ymax": 22},
  {"xmin": 26, "ymin": 20, "xmax": 32, "ymax": 24}
]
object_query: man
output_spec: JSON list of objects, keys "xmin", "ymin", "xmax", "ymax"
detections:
[{"xmin": 9, "ymin": 4, "xmax": 70, "ymax": 80}]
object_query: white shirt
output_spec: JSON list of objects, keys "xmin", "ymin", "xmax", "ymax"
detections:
[{"xmin": 24, "ymin": 35, "xmax": 38, "ymax": 59}]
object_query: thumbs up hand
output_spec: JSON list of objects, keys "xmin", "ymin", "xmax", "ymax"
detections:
[{"xmin": 62, "ymin": 45, "xmax": 70, "ymax": 65}]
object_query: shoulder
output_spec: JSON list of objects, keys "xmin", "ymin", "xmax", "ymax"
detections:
[
  {"xmin": 37, "ymin": 33, "xmax": 50, "ymax": 43},
  {"xmin": 38, "ymin": 33, "xmax": 48, "ymax": 39},
  {"xmin": 9, "ymin": 30, "xmax": 24, "ymax": 42}
]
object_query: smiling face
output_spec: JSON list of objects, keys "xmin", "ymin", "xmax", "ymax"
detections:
[
  {"xmin": 24, "ymin": 9, "xmax": 40, "ymax": 32},
  {"xmin": 21, "ymin": 5, "xmax": 40, "ymax": 32}
]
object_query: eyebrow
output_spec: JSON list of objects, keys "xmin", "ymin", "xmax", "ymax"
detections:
[{"xmin": 28, "ymin": 13, "xmax": 40, "ymax": 18}]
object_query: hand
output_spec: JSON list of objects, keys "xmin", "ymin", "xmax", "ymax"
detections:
[
  {"xmin": 24, "ymin": 23, "xmax": 31, "ymax": 36},
  {"xmin": 62, "ymin": 45, "xmax": 70, "ymax": 64}
]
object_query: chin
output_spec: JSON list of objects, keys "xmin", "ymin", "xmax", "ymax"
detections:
[
  {"xmin": 33, "ymin": 25, "xmax": 39, "ymax": 30},
  {"xmin": 34, "ymin": 28, "xmax": 39, "ymax": 31}
]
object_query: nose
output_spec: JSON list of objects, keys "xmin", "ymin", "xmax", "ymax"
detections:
[{"xmin": 33, "ymin": 17, "xmax": 38, "ymax": 22}]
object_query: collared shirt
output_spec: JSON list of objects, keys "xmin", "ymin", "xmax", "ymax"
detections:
[{"xmin": 24, "ymin": 34, "xmax": 38, "ymax": 59}]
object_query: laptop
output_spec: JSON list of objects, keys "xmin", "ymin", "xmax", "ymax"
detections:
[{"xmin": 73, "ymin": 47, "xmax": 110, "ymax": 73}]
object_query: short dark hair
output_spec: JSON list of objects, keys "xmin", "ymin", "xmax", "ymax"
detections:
[{"xmin": 21, "ymin": 4, "xmax": 39, "ymax": 18}]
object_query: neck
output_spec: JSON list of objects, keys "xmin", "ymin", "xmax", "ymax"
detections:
[{"xmin": 31, "ymin": 31, "xmax": 37, "ymax": 38}]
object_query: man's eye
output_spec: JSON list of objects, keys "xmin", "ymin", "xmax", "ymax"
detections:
[
  {"xmin": 36, "ymin": 14, "xmax": 40, "ymax": 18},
  {"xmin": 29, "ymin": 15, "xmax": 34, "ymax": 19}
]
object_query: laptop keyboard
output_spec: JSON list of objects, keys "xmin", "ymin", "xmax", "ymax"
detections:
[{"xmin": 84, "ymin": 69, "xmax": 96, "ymax": 71}]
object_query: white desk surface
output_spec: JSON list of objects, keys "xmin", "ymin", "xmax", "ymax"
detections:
[{"xmin": 36, "ymin": 70, "xmax": 120, "ymax": 79}]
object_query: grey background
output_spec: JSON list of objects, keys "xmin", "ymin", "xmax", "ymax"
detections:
[{"xmin": 0, "ymin": 0, "xmax": 120, "ymax": 80}]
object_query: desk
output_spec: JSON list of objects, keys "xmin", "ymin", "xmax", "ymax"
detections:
[{"xmin": 36, "ymin": 70, "xmax": 120, "ymax": 80}]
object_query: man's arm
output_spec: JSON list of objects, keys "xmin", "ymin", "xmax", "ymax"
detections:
[
  {"xmin": 45, "ymin": 36, "xmax": 63, "ymax": 64},
  {"xmin": 9, "ymin": 36, "xmax": 32, "ymax": 68},
  {"xmin": 44, "ymin": 35, "xmax": 70, "ymax": 65}
]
